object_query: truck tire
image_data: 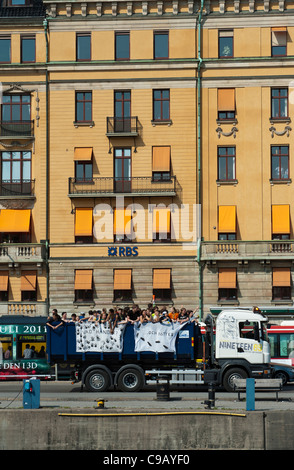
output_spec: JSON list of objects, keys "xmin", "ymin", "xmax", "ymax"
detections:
[
  {"xmin": 84, "ymin": 369, "xmax": 111, "ymax": 392},
  {"xmin": 222, "ymin": 367, "xmax": 248, "ymax": 392},
  {"xmin": 117, "ymin": 368, "xmax": 145, "ymax": 392}
]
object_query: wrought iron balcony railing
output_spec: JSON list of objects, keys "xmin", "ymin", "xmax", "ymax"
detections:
[
  {"xmin": 68, "ymin": 176, "xmax": 177, "ymax": 197},
  {"xmin": 0, "ymin": 179, "xmax": 35, "ymax": 197},
  {"xmin": 106, "ymin": 117, "xmax": 138, "ymax": 136},
  {"xmin": 0, "ymin": 120, "xmax": 34, "ymax": 138}
]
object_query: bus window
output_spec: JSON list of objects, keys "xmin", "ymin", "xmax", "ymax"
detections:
[
  {"xmin": 269, "ymin": 334, "xmax": 279, "ymax": 358},
  {"xmin": 16, "ymin": 334, "xmax": 46, "ymax": 359},
  {"xmin": 0, "ymin": 335, "xmax": 12, "ymax": 361}
]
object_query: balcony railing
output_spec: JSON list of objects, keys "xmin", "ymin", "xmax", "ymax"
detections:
[
  {"xmin": 201, "ymin": 240, "xmax": 294, "ymax": 261},
  {"xmin": 106, "ymin": 117, "xmax": 138, "ymax": 136},
  {"xmin": 0, "ymin": 179, "xmax": 35, "ymax": 197},
  {"xmin": 68, "ymin": 176, "xmax": 177, "ymax": 197},
  {"xmin": 0, "ymin": 243, "xmax": 45, "ymax": 263},
  {"xmin": 0, "ymin": 121, "xmax": 34, "ymax": 138}
]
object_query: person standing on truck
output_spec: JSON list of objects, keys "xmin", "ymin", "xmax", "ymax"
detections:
[{"xmin": 46, "ymin": 310, "xmax": 64, "ymax": 330}]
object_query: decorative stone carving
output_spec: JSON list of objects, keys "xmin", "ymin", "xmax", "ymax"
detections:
[
  {"xmin": 269, "ymin": 125, "xmax": 292, "ymax": 138},
  {"xmin": 216, "ymin": 126, "xmax": 238, "ymax": 138}
]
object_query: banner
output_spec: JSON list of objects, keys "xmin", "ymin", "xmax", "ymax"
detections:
[
  {"xmin": 75, "ymin": 322, "xmax": 126, "ymax": 353},
  {"xmin": 134, "ymin": 321, "xmax": 186, "ymax": 353}
]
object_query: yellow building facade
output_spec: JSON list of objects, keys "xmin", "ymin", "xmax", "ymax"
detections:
[{"xmin": 0, "ymin": 0, "xmax": 294, "ymax": 320}]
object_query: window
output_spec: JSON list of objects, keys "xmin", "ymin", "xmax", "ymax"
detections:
[
  {"xmin": 272, "ymin": 204, "xmax": 290, "ymax": 240},
  {"xmin": 152, "ymin": 146, "xmax": 171, "ymax": 181},
  {"xmin": 239, "ymin": 322, "xmax": 258, "ymax": 340},
  {"xmin": 0, "ymin": 335, "xmax": 12, "ymax": 358},
  {"xmin": 75, "ymin": 208, "xmax": 93, "ymax": 244},
  {"xmin": 114, "ymin": 91, "xmax": 131, "ymax": 132},
  {"xmin": 153, "ymin": 89, "xmax": 170, "ymax": 121},
  {"xmin": 218, "ymin": 268, "xmax": 237, "ymax": 301},
  {"xmin": 113, "ymin": 269, "xmax": 132, "ymax": 302},
  {"xmin": 218, "ymin": 147, "xmax": 236, "ymax": 181},
  {"xmin": 0, "ymin": 36, "xmax": 11, "ymax": 63},
  {"xmin": 272, "ymin": 268, "xmax": 291, "ymax": 300},
  {"xmin": 115, "ymin": 32, "xmax": 130, "ymax": 60},
  {"xmin": 75, "ymin": 161, "xmax": 92, "ymax": 182},
  {"xmin": 74, "ymin": 269, "xmax": 93, "ymax": 302},
  {"xmin": 1, "ymin": 151, "xmax": 31, "ymax": 195},
  {"xmin": 153, "ymin": 207, "xmax": 171, "ymax": 242},
  {"xmin": 154, "ymin": 31, "xmax": 169, "ymax": 59},
  {"xmin": 21, "ymin": 36, "xmax": 35, "ymax": 63},
  {"xmin": 75, "ymin": 92, "xmax": 92, "ymax": 123},
  {"xmin": 21, "ymin": 271, "xmax": 37, "ymax": 301},
  {"xmin": 271, "ymin": 146, "xmax": 289, "ymax": 181},
  {"xmin": 114, "ymin": 148, "xmax": 131, "ymax": 193},
  {"xmin": 272, "ymin": 27, "xmax": 287, "ymax": 57},
  {"xmin": 0, "ymin": 271, "xmax": 8, "ymax": 302},
  {"xmin": 218, "ymin": 205, "xmax": 237, "ymax": 240},
  {"xmin": 16, "ymin": 334, "xmax": 46, "ymax": 360},
  {"xmin": 76, "ymin": 33, "xmax": 91, "ymax": 61},
  {"xmin": 2, "ymin": 95, "xmax": 30, "ymax": 121},
  {"xmin": 271, "ymin": 88, "xmax": 288, "ymax": 119},
  {"xmin": 0, "ymin": 209, "xmax": 31, "ymax": 243},
  {"xmin": 217, "ymin": 88, "xmax": 235, "ymax": 120},
  {"xmin": 219, "ymin": 30, "xmax": 233, "ymax": 58},
  {"xmin": 153, "ymin": 268, "xmax": 171, "ymax": 302},
  {"xmin": 114, "ymin": 208, "xmax": 132, "ymax": 242}
]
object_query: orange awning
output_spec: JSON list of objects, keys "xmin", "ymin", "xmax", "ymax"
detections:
[
  {"xmin": 75, "ymin": 208, "xmax": 93, "ymax": 236},
  {"xmin": 218, "ymin": 268, "xmax": 237, "ymax": 289},
  {"xmin": 218, "ymin": 89, "xmax": 235, "ymax": 112},
  {"xmin": 153, "ymin": 207, "xmax": 171, "ymax": 233},
  {"xmin": 74, "ymin": 148, "xmax": 93, "ymax": 161},
  {"xmin": 152, "ymin": 146, "xmax": 171, "ymax": 172},
  {"xmin": 114, "ymin": 269, "xmax": 132, "ymax": 290},
  {"xmin": 153, "ymin": 269, "xmax": 171, "ymax": 289},
  {"xmin": 21, "ymin": 271, "xmax": 37, "ymax": 291},
  {"xmin": 114, "ymin": 209, "xmax": 132, "ymax": 235},
  {"xmin": 0, "ymin": 209, "xmax": 30, "ymax": 233},
  {"xmin": 0, "ymin": 271, "xmax": 8, "ymax": 291},
  {"xmin": 218, "ymin": 206, "xmax": 236, "ymax": 233},
  {"xmin": 74, "ymin": 270, "xmax": 93, "ymax": 290},
  {"xmin": 272, "ymin": 205, "xmax": 290, "ymax": 234},
  {"xmin": 273, "ymin": 267, "xmax": 291, "ymax": 287}
]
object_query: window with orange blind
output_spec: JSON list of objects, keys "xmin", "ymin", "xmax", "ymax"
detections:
[
  {"xmin": 218, "ymin": 268, "xmax": 238, "ymax": 301},
  {"xmin": 74, "ymin": 269, "xmax": 93, "ymax": 302},
  {"xmin": 218, "ymin": 205, "xmax": 236, "ymax": 241},
  {"xmin": 114, "ymin": 208, "xmax": 132, "ymax": 243},
  {"xmin": 0, "ymin": 271, "xmax": 8, "ymax": 301},
  {"xmin": 271, "ymin": 27, "xmax": 287, "ymax": 57},
  {"xmin": 272, "ymin": 267, "xmax": 291, "ymax": 300},
  {"xmin": 113, "ymin": 269, "xmax": 132, "ymax": 302},
  {"xmin": 0, "ymin": 209, "xmax": 31, "ymax": 243},
  {"xmin": 153, "ymin": 207, "xmax": 171, "ymax": 242},
  {"xmin": 152, "ymin": 146, "xmax": 171, "ymax": 181},
  {"xmin": 217, "ymin": 88, "xmax": 235, "ymax": 120},
  {"xmin": 75, "ymin": 208, "xmax": 93, "ymax": 244},
  {"xmin": 153, "ymin": 268, "xmax": 171, "ymax": 302},
  {"xmin": 21, "ymin": 270, "xmax": 37, "ymax": 301},
  {"xmin": 272, "ymin": 205, "xmax": 290, "ymax": 240}
]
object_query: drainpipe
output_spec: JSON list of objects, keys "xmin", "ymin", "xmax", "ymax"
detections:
[
  {"xmin": 43, "ymin": 18, "xmax": 50, "ymax": 316},
  {"xmin": 197, "ymin": 0, "xmax": 204, "ymax": 321}
]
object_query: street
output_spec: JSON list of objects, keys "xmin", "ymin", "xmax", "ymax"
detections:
[{"xmin": 0, "ymin": 380, "xmax": 294, "ymax": 412}]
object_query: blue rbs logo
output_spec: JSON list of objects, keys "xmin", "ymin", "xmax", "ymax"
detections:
[{"xmin": 108, "ymin": 246, "xmax": 138, "ymax": 257}]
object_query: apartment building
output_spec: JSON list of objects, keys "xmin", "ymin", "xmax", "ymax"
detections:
[
  {"xmin": 200, "ymin": 0, "xmax": 294, "ymax": 318},
  {"xmin": 44, "ymin": 0, "xmax": 199, "ymax": 313},
  {"xmin": 0, "ymin": 0, "xmax": 47, "ymax": 315}
]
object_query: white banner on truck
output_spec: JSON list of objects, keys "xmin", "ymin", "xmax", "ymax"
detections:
[
  {"xmin": 75, "ymin": 322, "xmax": 126, "ymax": 353},
  {"xmin": 134, "ymin": 321, "xmax": 186, "ymax": 353}
]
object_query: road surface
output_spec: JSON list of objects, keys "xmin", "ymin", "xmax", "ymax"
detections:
[{"xmin": 0, "ymin": 381, "xmax": 294, "ymax": 411}]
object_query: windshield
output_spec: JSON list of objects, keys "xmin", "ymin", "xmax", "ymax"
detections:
[{"xmin": 261, "ymin": 322, "xmax": 269, "ymax": 342}]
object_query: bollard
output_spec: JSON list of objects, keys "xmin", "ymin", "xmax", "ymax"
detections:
[
  {"xmin": 95, "ymin": 398, "xmax": 106, "ymax": 409},
  {"xmin": 246, "ymin": 378, "xmax": 255, "ymax": 411},
  {"xmin": 204, "ymin": 382, "xmax": 216, "ymax": 409}
]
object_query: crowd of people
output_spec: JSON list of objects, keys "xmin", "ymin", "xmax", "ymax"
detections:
[{"xmin": 46, "ymin": 305, "xmax": 200, "ymax": 333}]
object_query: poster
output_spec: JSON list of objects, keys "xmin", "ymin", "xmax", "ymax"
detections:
[
  {"xmin": 134, "ymin": 321, "xmax": 185, "ymax": 353},
  {"xmin": 75, "ymin": 322, "xmax": 126, "ymax": 353}
]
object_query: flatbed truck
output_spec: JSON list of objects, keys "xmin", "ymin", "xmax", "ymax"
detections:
[{"xmin": 46, "ymin": 307, "xmax": 272, "ymax": 392}]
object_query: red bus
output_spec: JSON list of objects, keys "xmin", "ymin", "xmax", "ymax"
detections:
[{"xmin": 267, "ymin": 322, "xmax": 294, "ymax": 367}]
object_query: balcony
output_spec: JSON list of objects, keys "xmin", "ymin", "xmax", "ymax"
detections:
[
  {"xmin": 0, "ymin": 179, "xmax": 35, "ymax": 198},
  {"xmin": 68, "ymin": 176, "xmax": 177, "ymax": 198},
  {"xmin": 106, "ymin": 117, "xmax": 139, "ymax": 137},
  {"xmin": 201, "ymin": 240, "xmax": 294, "ymax": 261},
  {"xmin": 0, "ymin": 121, "xmax": 34, "ymax": 139},
  {"xmin": 0, "ymin": 243, "xmax": 45, "ymax": 264}
]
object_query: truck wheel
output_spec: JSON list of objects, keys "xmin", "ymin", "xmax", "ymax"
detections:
[
  {"xmin": 222, "ymin": 368, "xmax": 248, "ymax": 392},
  {"xmin": 84, "ymin": 369, "xmax": 111, "ymax": 392},
  {"xmin": 117, "ymin": 368, "xmax": 144, "ymax": 392}
]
